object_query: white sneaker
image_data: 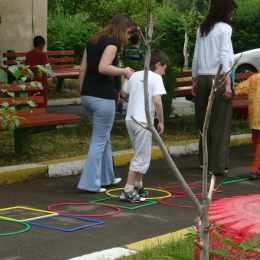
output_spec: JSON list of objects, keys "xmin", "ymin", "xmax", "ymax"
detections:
[
  {"xmin": 113, "ymin": 178, "xmax": 122, "ymax": 185},
  {"xmin": 98, "ymin": 188, "xmax": 106, "ymax": 193}
]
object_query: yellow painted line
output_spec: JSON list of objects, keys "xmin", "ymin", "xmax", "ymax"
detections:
[
  {"xmin": 230, "ymin": 136, "xmax": 251, "ymax": 146},
  {"xmin": 0, "ymin": 206, "xmax": 58, "ymax": 222},
  {"xmin": 0, "ymin": 165, "xmax": 48, "ymax": 186},
  {"xmin": 151, "ymin": 147, "xmax": 165, "ymax": 160},
  {"xmin": 165, "ymin": 139, "xmax": 199, "ymax": 146},
  {"xmin": 113, "ymin": 151, "xmax": 134, "ymax": 167},
  {"xmin": 125, "ymin": 227, "xmax": 190, "ymax": 251}
]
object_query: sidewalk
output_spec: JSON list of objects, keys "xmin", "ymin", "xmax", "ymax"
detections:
[{"xmin": 0, "ymin": 97, "xmax": 253, "ymax": 260}]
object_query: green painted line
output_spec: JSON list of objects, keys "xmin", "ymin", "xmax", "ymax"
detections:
[
  {"xmin": 0, "ymin": 217, "xmax": 30, "ymax": 236},
  {"xmin": 223, "ymin": 178, "xmax": 250, "ymax": 185}
]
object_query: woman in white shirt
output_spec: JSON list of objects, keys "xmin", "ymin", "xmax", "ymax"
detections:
[{"xmin": 191, "ymin": 0, "xmax": 238, "ymax": 175}]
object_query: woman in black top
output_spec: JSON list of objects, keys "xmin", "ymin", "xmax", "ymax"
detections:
[{"xmin": 78, "ymin": 14, "xmax": 135, "ymax": 193}]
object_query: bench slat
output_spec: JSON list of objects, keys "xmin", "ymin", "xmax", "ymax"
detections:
[
  {"xmin": 4, "ymin": 58, "xmax": 75, "ymax": 66},
  {"xmin": 48, "ymin": 58, "xmax": 74, "ymax": 63},
  {"xmin": 233, "ymin": 98, "xmax": 248, "ymax": 108},
  {"xmin": 45, "ymin": 50, "xmax": 75, "ymax": 56},
  {"xmin": 3, "ymin": 50, "xmax": 74, "ymax": 58},
  {"xmin": 52, "ymin": 65, "xmax": 75, "ymax": 70},
  {"xmin": 13, "ymin": 114, "xmax": 81, "ymax": 128},
  {"xmin": 0, "ymin": 83, "xmax": 42, "ymax": 92},
  {"xmin": 13, "ymin": 108, "xmax": 46, "ymax": 116},
  {"xmin": 1, "ymin": 96, "xmax": 44, "ymax": 106},
  {"xmin": 0, "ymin": 113, "xmax": 82, "ymax": 129}
]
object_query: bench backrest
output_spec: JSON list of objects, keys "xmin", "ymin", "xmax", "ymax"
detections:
[
  {"xmin": 0, "ymin": 82, "xmax": 44, "ymax": 112},
  {"xmin": 3, "ymin": 50, "xmax": 75, "ymax": 69},
  {"xmin": 174, "ymin": 71, "xmax": 257, "ymax": 98}
]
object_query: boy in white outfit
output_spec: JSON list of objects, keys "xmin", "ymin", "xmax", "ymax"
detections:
[{"xmin": 120, "ymin": 50, "xmax": 170, "ymax": 202}]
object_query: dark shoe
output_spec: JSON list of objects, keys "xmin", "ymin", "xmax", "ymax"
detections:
[
  {"xmin": 119, "ymin": 190, "xmax": 145, "ymax": 202},
  {"xmin": 250, "ymin": 172, "xmax": 259, "ymax": 180},
  {"xmin": 134, "ymin": 186, "xmax": 148, "ymax": 197},
  {"xmin": 209, "ymin": 167, "xmax": 228, "ymax": 175},
  {"xmin": 117, "ymin": 100, "xmax": 123, "ymax": 113}
]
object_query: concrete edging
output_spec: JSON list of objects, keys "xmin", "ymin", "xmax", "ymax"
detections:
[{"xmin": 0, "ymin": 134, "xmax": 251, "ymax": 186}]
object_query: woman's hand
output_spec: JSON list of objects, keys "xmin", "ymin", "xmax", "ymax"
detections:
[
  {"xmin": 223, "ymin": 74, "xmax": 232, "ymax": 100},
  {"xmin": 124, "ymin": 67, "xmax": 135, "ymax": 79},
  {"xmin": 191, "ymin": 77, "xmax": 197, "ymax": 97},
  {"xmin": 223, "ymin": 82, "xmax": 232, "ymax": 99}
]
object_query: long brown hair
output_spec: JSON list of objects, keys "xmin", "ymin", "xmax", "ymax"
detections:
[
  {"xmin": 90, "ymin": 14, "xmax": 135, "ymax": 52},
  {"xmin": 200, "ymin": 0, "xmax": 238, "ymax": 37}
]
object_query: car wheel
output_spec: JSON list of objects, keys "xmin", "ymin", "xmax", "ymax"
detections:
[{"xmin": 236, "ymin": 64, "xmax": 258, "ymax": 73}]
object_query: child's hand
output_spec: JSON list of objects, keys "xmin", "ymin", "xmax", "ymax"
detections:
[
  {"xmin": 157, "ymin": 122, "xmax": 164, "ymax": 135},
  {"xmin": 52, "ymin": 77, "xmax": 59, "ymax": 84}
]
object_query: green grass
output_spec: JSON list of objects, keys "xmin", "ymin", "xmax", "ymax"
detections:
[
  {"xmin": 118, "ymin": 236, "xmax": 194, "ymax": 260},
  {"xmin": 47, "ymin": 78, "xmax": 80, "ymax": 99},
  {"xmin": 0, "ymin": 114, "xmax": 250, "ymax": 167}
]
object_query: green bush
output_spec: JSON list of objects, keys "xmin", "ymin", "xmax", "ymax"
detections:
[
  {"xmin": 47, "ymin": 12, "xmax": 100, "ymax": 64},
  {"xmin": 232, "ymin": 0, "xmax": 260, "ymax": 53},
  {"xmin": 152, "ymin": 3, "xmax": 207, "ymax": 69}
]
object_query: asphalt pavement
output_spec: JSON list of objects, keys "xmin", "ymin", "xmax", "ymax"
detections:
[
  {"xmin": 0, "ymin": 144, "xmax": 259, "ymax": 260},
  {"xmin": 0, "ymin": 99, "xmax": 259, "ymax": 259}
]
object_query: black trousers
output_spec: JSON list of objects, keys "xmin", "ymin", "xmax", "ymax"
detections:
[{"xmin": 196, "ymin": 75, "xmax": 232, "ymax": 173}]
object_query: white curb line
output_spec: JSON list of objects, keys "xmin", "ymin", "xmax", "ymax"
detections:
[{"xmin": 68, "ymin": 247, "xmax": 137, "ymax": 260}]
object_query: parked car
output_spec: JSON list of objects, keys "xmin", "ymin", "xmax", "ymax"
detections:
[{"xmin": 234, "ymin": 48, "xmax": 260, "ymax": 73}]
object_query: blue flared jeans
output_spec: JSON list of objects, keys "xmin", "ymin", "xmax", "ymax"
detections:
[{"xmin": 77, "ymin": 95, "xmax": 115, "ymax": 192}]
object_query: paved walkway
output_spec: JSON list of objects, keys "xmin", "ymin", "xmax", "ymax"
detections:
[
  {"xmin": 0, "ymin": 144, "xmax": 258, "ymax": 260},
  {"xmin": 0, "ymin": 97, "xmax": 257, "ymax": 260}
]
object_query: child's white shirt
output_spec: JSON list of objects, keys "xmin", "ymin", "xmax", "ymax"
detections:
[{"xmin": 124, "ymin": 70, "xmax": 166, "ymax": 124}]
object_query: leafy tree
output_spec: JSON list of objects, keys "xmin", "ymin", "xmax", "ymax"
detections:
[
  {"xmin": 232, "ymin": 0, "xmax": 260, "ymax": 53},
  {"xmin": 48, "ymin": 0, "xmax": 156, "ymax": 27},
  {"xmin": 170, "ymin": 0, "xmax": 210, "ymax": 12},
  {"xmin": 47, "ymin": 12, "xmax": 100, "ymax": 64}
]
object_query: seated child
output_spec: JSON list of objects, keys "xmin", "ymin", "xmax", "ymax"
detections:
[{"xmin": 25, "ymin": 35, "xmax": 58, "ymax": 109}]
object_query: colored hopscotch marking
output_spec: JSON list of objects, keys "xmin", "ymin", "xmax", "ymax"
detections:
[
  {"xmin": 0, "ymin": 217, "xmax": 30, "ymax": 236},
  {"xmin": 106, "ymin": 188, "xmax": 171, "ymax": 200},
  {"xmin": 223, "ymin": 178, "xmax": 250, "ymax": 185},
  {"xmin": 90, "ymin": 197, "xmax": 157, "ymax": 210},
  {"xmin": 26, "ymin": 215, "xmax": 104, "ymax": 232},
  {"xmin": 0, "ymin": 206, "xmax": 58, "ymax": 222},
  {"xmin": 48, "ymin": 203, "xmax": 121, "ymax": 218},
  {"xmin": 160, "ymin": 184, "xmax": 223, "ymax": 195}
]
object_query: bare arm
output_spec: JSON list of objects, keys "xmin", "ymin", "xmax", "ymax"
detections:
[
  {"xmin": 99, "ymin": 46, "xmax": 134, "ymax": 79},
  {"xmin": 121, "ymin": 77, "xmax": 129, "ymax": 99},
  {"xmin": 45, "ymin": 63, "xmax": 58, "ymax": 84},
  {"xmin": 191, "ymin": 77, "xmax": 197, "ymax": 97},
  {"xmin": 79, "ymin": 48, "xmax": 87, "ymax": 92},
  {"xmin": 153, "ymin": 95, "xmax": 164, "ymax": 135},
  {"xmin": 222, "ymin": 73, "xmax": 232, "ymax": 100}
]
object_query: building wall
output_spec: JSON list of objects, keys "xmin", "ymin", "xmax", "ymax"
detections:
[{"xmin": 0, "ymin": 0, "xmax": 47, "ymax": 63}]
